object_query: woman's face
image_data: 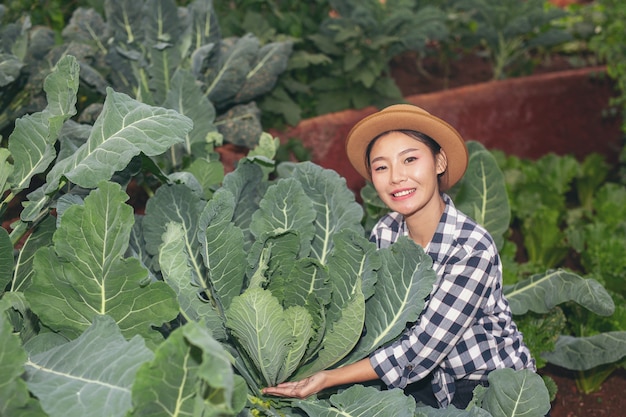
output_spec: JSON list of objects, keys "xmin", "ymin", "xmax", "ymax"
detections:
[{"xmin": 369, "ymin": 131, "xmax": 447, "ymax": 217}]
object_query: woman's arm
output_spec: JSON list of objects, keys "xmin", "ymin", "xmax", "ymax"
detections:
[{"xmin": 262, "ymin": 358, "xmax": 379, "ymax": 399}]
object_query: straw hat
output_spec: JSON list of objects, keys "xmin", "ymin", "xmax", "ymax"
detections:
[{"xmin": 345, "ymin": 104, "xmax": 468, "ymax": 190}]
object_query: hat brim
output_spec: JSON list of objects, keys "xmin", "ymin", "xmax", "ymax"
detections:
[{"xmin": 345, "ymin": 104, "xmax": 468, "ymax": 191}]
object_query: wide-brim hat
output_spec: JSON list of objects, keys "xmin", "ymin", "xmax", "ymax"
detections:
[{"xmin": 345, "ymin": 104, "xmax": 469, "ymax": 190}]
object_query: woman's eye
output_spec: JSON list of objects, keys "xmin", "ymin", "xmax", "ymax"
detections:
[
  {"xmin": 374, "ymin": 165, "xmax": 387, "ymax": 172},
  {"xmin": 404, "ymin": 156, "xmax": 417, "ymax": 164}
]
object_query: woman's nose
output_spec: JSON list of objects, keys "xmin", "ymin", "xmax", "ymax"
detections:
[{"xmin": 390, "ymin": 166, "xmax": 407, "ymax": 183}]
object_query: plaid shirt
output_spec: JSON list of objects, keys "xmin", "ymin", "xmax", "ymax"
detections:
[{"xmin": 368, "ymin": 194, "xmax": 535, "ymax": 407}]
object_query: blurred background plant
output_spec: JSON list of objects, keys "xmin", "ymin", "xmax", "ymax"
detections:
[
  {"xmin": 1, "ymin": 0, "xmax": 605, "ymax": 131},
  {"xmin": 213, "ymin": 0, "xmax": 609, "ymax": 126}
]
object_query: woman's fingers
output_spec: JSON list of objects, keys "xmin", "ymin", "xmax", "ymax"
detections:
[{"xmin": 262, "ymin": 375, "xmax": 323, "ymax": 399}]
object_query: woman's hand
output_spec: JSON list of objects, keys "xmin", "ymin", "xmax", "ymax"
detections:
[
  {"xmin": 262, "ymin": 372, "xmax": 328, "ymax": 399},
  {"xmin": 262, "ymin": 359, "xmax": 378, "ymax": 399}
]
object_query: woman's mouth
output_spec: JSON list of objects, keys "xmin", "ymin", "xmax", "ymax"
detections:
[{"xmin": 392, "ymin": 189, "xmax": 415, "ymax": 198}]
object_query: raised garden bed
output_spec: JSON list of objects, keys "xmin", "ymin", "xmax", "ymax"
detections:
[{"xmin": 267, "ymin": 65, "xmax": 622, "ymax": 196}]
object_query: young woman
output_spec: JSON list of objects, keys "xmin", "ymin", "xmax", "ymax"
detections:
[{"xmin": 262, "ymin": 104, "xmax": 536, "ymax": 409}]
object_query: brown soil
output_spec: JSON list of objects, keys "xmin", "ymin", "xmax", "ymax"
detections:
[
  {"xmin": 542, "ymin": 366, "xmax": 626, "ymax": 417},
  {"xmin": 391, "ymin": 50, "xmax": 625, "ymax": 417}
]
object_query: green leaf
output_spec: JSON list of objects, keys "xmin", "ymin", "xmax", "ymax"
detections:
[
  {"xmin": 143, "ymin": 183, "xmax": 204, "ymax": 257},
  {"xmin": 277, "ymin": 306, "xmax": 315, "ymax": 383},
  {"xmin": 294, "ymin": 230, "xmax": 374, "ymax": 378},
  {"xmin": 205, "ymin": 34, "xmax": 259, "ymax": 107},
  {"xmin": 246, "ymin": 132, "xmax": 280, "ymax": 179},
  {"xmin": 130, "ymin": 321, "xmax": 246, "ymax": 416},
  {"xmin": 144, "ymin": 0, "xmax": 183, "ymax": 105},
  {"xmin": 105, "ymin": 0, "xmax": 144, "ymax": 45},
  {"xmin": 294, "ymin": 288, "xmax": 364, "ymax": 380},
  {"xmin": 186, "ymin": 158, "xmax": 225, "ymax": 200},
  {"xmin": 453, "ymin": 141, "xmax": 510, "ymax": 250},
  {"xmin": 197, "ymin": 189, "xmax": 247, "ymax": 311},
  {"xmin": 235, "ymin": 40, "xmax": 293, "ymax": 103},
  {"xmin": 8, "ymin": 55, "xmax": 79, "ymax": 193},
  {"xmin": 0, "ymin": 53, "xmax": 24, "ymax": 86},
  {"xmin": 187, "ymin": 0, "xmax": 221, "ymax": 49},
  {"xmin": 541, "ymin": 332, "xmax": 626, "ymax": 371},
  {"xmin": 158, "ymin": 222, "xmax": 227, "ymax": 341},
  {"xmin": 250, "ymin": 177, "xmax": 317, "ymax": 258},
  {"xmin": 344, "ymin": 237, "xmax": 437, "ymax": 363},
  {"xmin": 479, "ymin": 368, "xmax": 551, "ymax": 417},
  {"xmin": 295, "ymin": 385, "xmax": 416, "ymax": 417},
  {"xmin": 0, "ymin": 227, "xmax": 12, "ymax": 292},
  {"xmin": 0, "ymin": 306, "xmax": 47, "ymax": 416},
  {"xmin": 290, "ymin": 162, "xmax": 364, "ymax": 265},
  {"xmin": 504, "ymin": 269, "xmax": 615, "ymax": 316},
  {"xmin": 162, "ymin": 68, "xmax": 217, "ymax": 168},
  {"xmin": 25, "ymin": 315, "xmax": 153, "ymax": 417},
  {"xmin": 0, "ymin": 148, "xmax": 13, "ymax": 197},
  {"xmin": 221, "ymin": 162, "xmax": 268, "ymax": 249},
  {"xmin": 26, "ymin": 181, "xmax": 179, "ymax": 343},
  {"xmin": 62, "ymin": 8, "xmax": 108, "ymax": 46},
  {"xmin": 10, "ymin": 215, "xmax": 55, "ymax": 293},
  {"xmin": 226, "ymin": 287, "xmax": 312, "ymax": 386},
  {"xmin": 215, "ymin": 102, "xmax": 263, "ymax": 148},
  {"xmin": 45, "ymin": 88, "xmax": 192, "ymax": 192}
]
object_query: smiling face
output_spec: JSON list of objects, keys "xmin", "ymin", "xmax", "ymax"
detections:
[{"xmin": 368, "ymin": 131, "xmax": 447, "ymax": 219}]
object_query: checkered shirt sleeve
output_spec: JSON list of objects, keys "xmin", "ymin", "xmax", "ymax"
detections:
[{"xmin": 368, "ymin": 194, "xmax": 535, "ymax": 407}]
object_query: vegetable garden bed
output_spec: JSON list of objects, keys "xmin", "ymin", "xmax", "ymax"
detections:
[{"xmin": 269, "ymin": 64, "xmax": 622, "ymax": 196}]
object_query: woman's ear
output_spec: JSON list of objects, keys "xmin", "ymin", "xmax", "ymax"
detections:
[{"xmin": 436, "ymin": 150, "xmax": 448, "ymax": 175}]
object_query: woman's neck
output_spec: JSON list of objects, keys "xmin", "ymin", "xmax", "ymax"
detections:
[{"xmin": 405, "ymin": 194, "xmax": 445, "ymax": 248}]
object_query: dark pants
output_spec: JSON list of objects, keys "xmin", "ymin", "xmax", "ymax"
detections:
[{"xmin": 405, "ymin": 374, "xmax": 486, "ymax": 409}]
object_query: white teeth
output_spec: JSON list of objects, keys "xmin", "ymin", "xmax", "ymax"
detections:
[{"xmin": 393, "ymin": 189, "xmax": 414, "ymax": 197}]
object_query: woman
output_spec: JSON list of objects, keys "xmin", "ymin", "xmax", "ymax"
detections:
[{"xmin": 262, "ymin": 104, "xmax": 536, "ymax": 409}]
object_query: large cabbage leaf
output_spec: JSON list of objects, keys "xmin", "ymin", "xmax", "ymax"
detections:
[
  {"xmin": 162, "ymin": 68, "xmax": 218, "ymax": 168},
  {"xmin": 541, "ymin": 332, "xmax": 626, "ymax": 371},
  {"xmin": 26, "ymin": 181, "xmax": 179, "ymax": 344},
  {"xmin": 204, "ymin": 35, "xmax": 256, "ymax": 105},
  {"xmin": 0, "ymin": 304, "xmax": 46, "ymax": 415},
  {"xmin": 197, "ymin": 188, "xmax": 247, "ymax": 311},
  {"xmin": 477, "ymin": 368, "xmax": 551, "ymax": 417},
  {"xmin": 25, "ymin": 315, "xmax": 153, "ymax": 417},
  {"xmin": 451, "ymin": 141, "xmax": 510, "ymax": 250},
  {"xmin": 226, "ymin": 287, "xmax": 312, "ymax": 387},
  {"xmin": 504, "ymin": 269, "xmax": 614, "ymax": 316},
  {"xmin": 343, "ymin": 237, "xmax": 437, "ymax": 364},
  {"xmin": 289, "ymin": 162, "xmax": 364, "ymax": 265},
  {"xmin": 142, "ymin": 0, "xmax": 183, "ymax": 105},
  {"xmin": 250, "ymin": 176, "xmax": 317, "ymax": 258},
  {"xmin": 293, "ymin": 369, "xmax": 549, "ymax": 417},
  {"xmin": 44, "ymin": 87, "xmax": 192, "ymax": 193},
  {"xmin": 295, "ymin": 385, "xmax": 416, "ymax": 417},
  {"xmin": 7, "ymin": 55, "xmax": 79, "ymax": 194},
  {"xmin": 158, "ymin": 221, "xmax": 227, "ymax": 340},
  {"xmin": 293, "ymin": 229, "xmax": 373, "ymax": 379},
  {"xmin": 130, "ymin": 321, "xmax": 247, "ymax": 416}
]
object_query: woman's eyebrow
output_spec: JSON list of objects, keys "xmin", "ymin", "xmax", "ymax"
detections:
[{"xmin": 371, "ymin": 147, "xmax": 421, "ymax": 164}]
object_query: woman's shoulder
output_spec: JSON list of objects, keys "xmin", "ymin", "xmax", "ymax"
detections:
[{"xmin": 446, "ymin": 202, "xmax": 497, "ymax": 254}]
